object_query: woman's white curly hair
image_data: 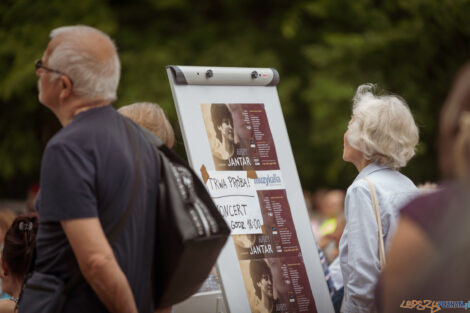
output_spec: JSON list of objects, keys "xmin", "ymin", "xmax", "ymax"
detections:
[{"xmin": 346, "ymin": 84, "xmax": 419, "ymax": 169}]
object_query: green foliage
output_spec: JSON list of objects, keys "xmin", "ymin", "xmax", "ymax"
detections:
[
  {"xmin": 0, "ymin": 0, "xmax": 116, "ymax": 197},
  {"xmin": 1, "ymin": 0, "xmax": 469, "ymax": 197}
]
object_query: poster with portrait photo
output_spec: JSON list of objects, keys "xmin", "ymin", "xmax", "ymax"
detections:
[
  {"xmin": 201, "ymin": 103, "xmax": 280, "ymax": 171},
  {"xmin": 233, "ymin": 189, "xmax": 301, "ymax": 260},
  {"xmin": 239, "ymin": 257, "xmax": 317, "ymax": 313}
]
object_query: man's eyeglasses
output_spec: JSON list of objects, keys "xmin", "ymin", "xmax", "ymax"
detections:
[{"xmin": 35, "ymin": 59, "xmax": 72, "ymax": 83}]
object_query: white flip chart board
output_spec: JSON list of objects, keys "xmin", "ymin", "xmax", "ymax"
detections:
[{"xmin": 166, "ymin": 65, "xmax": 334, "ymax": 313}]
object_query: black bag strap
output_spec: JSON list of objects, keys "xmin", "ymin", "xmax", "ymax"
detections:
[
  {"xmin": 138, "ymin": 126, "xmax": 186, "ymax": 169},
  {"xmin": 63, "ymin": 117, "xmax": 141, "ymax": 293}
]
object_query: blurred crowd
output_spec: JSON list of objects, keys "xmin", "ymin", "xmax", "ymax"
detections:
[{"xmin": 305, "ymin": 189, "xmax": 346, "ymax": 265}]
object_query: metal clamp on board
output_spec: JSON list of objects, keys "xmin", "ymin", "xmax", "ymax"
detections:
[{"xmin": 166, "ymin": 65, "xmax": 279, "ymax": 86}]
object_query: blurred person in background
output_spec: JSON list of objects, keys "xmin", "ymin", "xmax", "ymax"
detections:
[
  {"xmin": 379, "ymin": 62, "xmax": 470, "ymax": 312},
  {"xmin": 317, "ymin": 190, "xmax": 346, "ymax": 264},
  {"xmin": 118, "ymin": 102, "xmax": 175, "ymax": 148},
  {"xmin": 416, "ymin": 182, "xmax": 438, "ymax": 194},
  {"xmin": 306, "ymin": 189, "xmax": 326, "ymax": 241},
  {"xmin": 316, "ymin": 190, "xmax": 347, "ymax": 312},
  {"xmin": 305, "ymin": 190, "xmax": 344, "ymax": 312},
  {"xmin": 0, "ymin": 210, "xmax": 17, "ymax": 300},
  {"xmin": 0, "ymin": 211, "xmax": 17, "ymax": 251},
  {"xmin": 339, "ymin": 84, "xmax": 419, "ymax": 312},
  {"xmin": 25, "ymin": 184, "xmax": 39, "ymax": 214},
  {"xmin": 0, "ymin": 214, "xmax": 38, "ymax": 312}
]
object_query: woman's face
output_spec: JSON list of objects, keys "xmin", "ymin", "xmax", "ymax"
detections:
[{"xmin": 343, "ymin": 120, "xmax": 364, "ymax": 166}]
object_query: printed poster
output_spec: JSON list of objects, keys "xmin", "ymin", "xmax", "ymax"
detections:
[
  {"xmin": 201, "ymin": 103, "xmax": 280, "ymax": 171},
  {"xmin": 233, "ymin": 190, "xmax": 301, "ymax": 260},
  {"xmin": 239, "ymin": 257, "xmax": 315, "ymax": 313},
  {"xmin": 205, "ymin": 171, "xmax": 264, "ymax": 235},
  {"xmin": 201, "ymin": 103, "xmax": 317, "ymax": 313},
  {"xmin": 233, "ymin": 190, "xmax": 316, "ymax": 313}
]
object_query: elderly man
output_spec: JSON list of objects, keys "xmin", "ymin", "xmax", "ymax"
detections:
[{"xmin": 32, "ymin": 25, "xmax": 158, "ymax": 312}]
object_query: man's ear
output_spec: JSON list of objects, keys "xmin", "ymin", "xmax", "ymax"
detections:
[{"xmin": 59, "ymin": 75, "xmax": 73, "ymax": 100}]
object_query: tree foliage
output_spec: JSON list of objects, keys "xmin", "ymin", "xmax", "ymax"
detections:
[{"xmin": 1, "ymin": 0, "xmax": 469, "ymax": 197}]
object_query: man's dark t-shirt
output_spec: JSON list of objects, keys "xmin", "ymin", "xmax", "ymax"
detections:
[{"xmin": 35, "ymin": 105, "xmax": 158, "ymax": 312}]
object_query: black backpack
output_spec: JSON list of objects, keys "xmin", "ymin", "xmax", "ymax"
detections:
[{"xmin": 141, "ymin": 128, "xmax": 230, "ymax": 308}]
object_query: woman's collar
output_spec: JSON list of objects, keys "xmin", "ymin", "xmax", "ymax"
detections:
[{"xmin": 355, "ymin": 162, "xmax": 390, "ymax": 181}]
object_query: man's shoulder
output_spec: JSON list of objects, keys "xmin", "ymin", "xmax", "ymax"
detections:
[
  {"xmin": 44, "ymin": 125, "xmax": 93, "ymax": 158},
  {"xmin": 48, "ymin": 106, "xmax": 122, "ymax": 149},
  {"xmin": 44, "ymin": 131, "xmax": 81, "ymax": 156},
  {"xmin": 71, "ymin": 105, "xmax": 119, "ymax": 132}
]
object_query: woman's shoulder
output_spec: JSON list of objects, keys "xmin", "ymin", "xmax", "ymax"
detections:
[
  {"xmin": 346, "ymin": 178, "xmax": 370, "ymax": 195},
  {"xmin": 373, "ymin": 167, "xmax": 416, "ymax": 186},
  {"xmin": 363, "ymin": 168, "xmax": 418, "ymax": 198},
  {"xmin": 348, "ymin": 164, "xmax": 406, "ymax": 193}
]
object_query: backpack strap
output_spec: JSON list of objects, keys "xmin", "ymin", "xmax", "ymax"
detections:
[{"xmin": 364, "ymin": 178, "xmax": 386, "ymax": 270}]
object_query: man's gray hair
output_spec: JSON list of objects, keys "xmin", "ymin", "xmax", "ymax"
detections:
[{"xmin": 47, "ymin": 25, "xmax": 120, "ymax": 102}]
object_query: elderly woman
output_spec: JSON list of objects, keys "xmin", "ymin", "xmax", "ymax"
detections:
[
  {"xmin": 118, "ymin": 102, "xmax": 175, "ymax": 148},
  {"xmin": 340, "ymin": 84, "xmax": 419, "ymax": 312}
]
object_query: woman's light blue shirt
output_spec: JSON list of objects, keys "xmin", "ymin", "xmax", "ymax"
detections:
[{"xmin": 339, "ymin": 162, "xmax": 418, "ymax": 313}]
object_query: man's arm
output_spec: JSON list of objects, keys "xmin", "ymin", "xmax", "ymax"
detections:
[{"xmin": 61, "ymin": 218, "xmax": 138, "ymax": 313}]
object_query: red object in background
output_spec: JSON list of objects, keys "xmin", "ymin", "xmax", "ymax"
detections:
[{"xmin": 26, "ymin": 183, "xmax": 39, "ymax": 213}]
